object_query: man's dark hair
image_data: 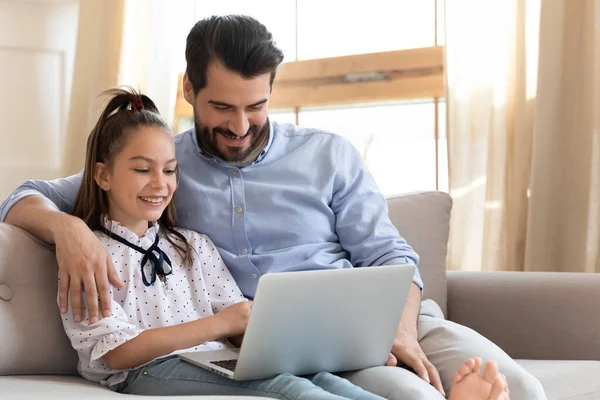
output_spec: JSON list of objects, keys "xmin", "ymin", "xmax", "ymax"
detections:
[{"xmin": 185, "ymin": 15, "xmax": 284, "ymax": 94}]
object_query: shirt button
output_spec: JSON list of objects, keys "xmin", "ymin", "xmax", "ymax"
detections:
[
  {"xmin": 252, "ymin": 273, "xmax": 258, "ymax": 279},
  {"xmin": 236, "ymin": 206, "xmax": 243, "ymax": 213},
  {"xmin": 231, "ymin": 170, "xmax": 238, "ymax": 176},
  {"xmin": 242, "ymin": 248, "xmax": 248, "ymax": 255}
]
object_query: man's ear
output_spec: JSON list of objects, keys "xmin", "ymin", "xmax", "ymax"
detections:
[
  {"xmin": 94, "ymin": 162, "xmax": 110, "ymax": 191},
  {"xmin": 182, "ymin": 73, "xmax": 195, "ymax": 105}
]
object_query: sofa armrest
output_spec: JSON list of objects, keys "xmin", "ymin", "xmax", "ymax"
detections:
[{"xmin": 446, "ymin": 271, "xmax": 600, "ymax": 360}]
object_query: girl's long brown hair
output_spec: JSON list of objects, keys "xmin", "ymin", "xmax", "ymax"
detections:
[{"xmin": 72, "ymin": 87, "xmax": 193, "ymax": 265}]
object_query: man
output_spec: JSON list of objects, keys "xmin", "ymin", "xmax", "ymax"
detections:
[{"xmin": 0, "ymin": 14, "xmax": 545, "ymax": 399}]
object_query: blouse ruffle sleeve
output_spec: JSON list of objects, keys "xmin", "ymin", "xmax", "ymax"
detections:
[{"xmin": 60, "ymin": 296, "xmax": 144, "ymax": 363}]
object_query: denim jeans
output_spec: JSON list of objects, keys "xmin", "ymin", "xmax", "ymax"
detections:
[{"xmin": 118, "ymin": 356, "xmax": 384, "ymax": 399}]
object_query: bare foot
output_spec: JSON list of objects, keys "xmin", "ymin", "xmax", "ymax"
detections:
[{"xmin": 448, "ymin": 358, "xmax": 510, "ymax": 400}]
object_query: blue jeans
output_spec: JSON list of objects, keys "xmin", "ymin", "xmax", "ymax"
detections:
[{"xmin": 118, "ymin": 356, "xmax": 384, "ymax": 399}]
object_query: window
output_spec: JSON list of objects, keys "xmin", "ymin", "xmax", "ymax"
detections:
[
  {"xmin": 296, "ymin": 0, "xmax": 436, "ymax": 60},
  {"xmin": 298, "ymin": 100, "xmax": 447, "ymax": 195},
  {"xmin": 175, "ymin": 0, "xmax": 447, "ymax": 195}
]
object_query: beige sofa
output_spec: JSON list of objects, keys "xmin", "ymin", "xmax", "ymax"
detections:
[{"xmin": 1, "ymin": 191, "xmax": 599, "ymax": 399}]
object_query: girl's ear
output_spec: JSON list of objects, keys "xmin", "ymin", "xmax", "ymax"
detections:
[
  {"xmin": 182, "ymin": 73, "xmax": 195, "ymax": 105},
  {"xmin": 94, "ymin": 162, "xmax": 110, "ymax": 191}
]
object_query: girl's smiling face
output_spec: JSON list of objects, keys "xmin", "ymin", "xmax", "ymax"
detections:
[{"xmin": 95, "ymin": 126, "xmax": 177, "ymax": 236}]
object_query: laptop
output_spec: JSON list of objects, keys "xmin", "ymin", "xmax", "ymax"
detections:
[{"xmin": 178, "ymin": 264, "xmax": 415, "ymax": 381}]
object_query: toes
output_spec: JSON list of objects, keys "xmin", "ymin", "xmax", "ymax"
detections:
[
  {"xmin": 464, "ymin": 358, "xmax": 479, "ymax": 372},
  {"xmin": 501, "ymin": 373, "xmax": 508, "ymax": 387},
  {"xmin": 501, "ymin": 374, "xmax": 510, "ymax": 399},
  {"xmin": 472, "ymin": 357, "xmax": 483, "ymax": 374},
  {"xmin": 453, "ymin": 363, "xmax": 473, "ymax": 384},
  {"xmin": 487, "ymin": 378, "xmax": 506, "ymax": 400},
  {"xmin": 483, "ymin": 361, "xmax": 500, "ymax": 384}
]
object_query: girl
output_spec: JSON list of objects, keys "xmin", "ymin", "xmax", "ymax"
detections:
[{"xmin": 60, "ymin": 88, "xmax": 509, "ymax": 400}]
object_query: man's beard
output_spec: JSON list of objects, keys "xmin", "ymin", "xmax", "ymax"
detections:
[{"xmin": 195, "ymin": 117, "xmax": 269, "ymax": 164}]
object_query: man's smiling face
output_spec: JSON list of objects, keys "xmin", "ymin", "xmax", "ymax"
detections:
[{"xmin": 184, "ymin": 61, "xmax": 272, "ymax": 164}]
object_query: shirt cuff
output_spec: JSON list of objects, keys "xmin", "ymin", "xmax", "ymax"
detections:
[{"xmin": 383, "ymin": 256, "xmax": 424, "ymax": 294}]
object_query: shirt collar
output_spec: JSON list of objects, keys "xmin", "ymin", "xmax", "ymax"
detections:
[
  {"xmin": 191, "ymin": 118, "xmax": 275, "ymax": 168},
  {"xmin": 255, "ymin": 118, "xmax": 275, "ymax": 163},
  {"xmin": 100, "ymin": 215, "xmax": 159, "ymax": 245}
]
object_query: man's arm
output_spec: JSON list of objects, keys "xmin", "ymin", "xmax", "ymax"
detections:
[
  {"xmin": 0, "ymin": 174, "xmax": 82, "ymax": 222},
  {"xmin": 330, "ymin": 139, "xmax": 422, "ymax": 283},
  {"xmin": 331, "ymin": 138, "xmax": 444, "ymax": 396},
  {"xmin": 1, "ymin": 174, "xmax": 123, "ymax": 323},
  {"xmin": 391, "ymin": 284, "xmax": 444, "ymax": 396},
  {"xmin": 5, "ymin": 196, "xmax": 63, "ymax": 243}
]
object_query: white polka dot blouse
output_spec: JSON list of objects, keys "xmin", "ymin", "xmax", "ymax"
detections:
[{"xmin": 58, "ymin": 216, "xmax": 247, "ymax": 388}]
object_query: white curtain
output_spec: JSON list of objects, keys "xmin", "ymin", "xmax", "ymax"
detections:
[
  {"xmin": 62, "ymin": 0, "xmax": 126, "ymax": 175},
  {"xmin": 445, "ymin": 0, "xmax": 600, "ymax": 273},
  {"xmin": 63, "ymin": 0, "xmax": 195, "ymax": 175},
  {"xmin": 119, "ymin": 0, "xmax": 195, "ymax": 128}
]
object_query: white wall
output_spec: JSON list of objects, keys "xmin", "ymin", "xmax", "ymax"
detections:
[{"xmin": 0, "ymin": 0, "xmax": 79, "ymax": 200}]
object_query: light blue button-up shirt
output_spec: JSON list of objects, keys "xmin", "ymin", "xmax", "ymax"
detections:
[{"xmin": 0, "ymin": 121, "xmax": 421, "ymax": 298}]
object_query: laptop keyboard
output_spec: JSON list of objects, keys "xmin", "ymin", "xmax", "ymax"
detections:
[{"xmin": 210, "ymin": 359, "xmax": 238, "ymax": 372}]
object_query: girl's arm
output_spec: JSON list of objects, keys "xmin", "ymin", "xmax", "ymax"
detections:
[
  {"xmin": 104, "ymin": 301, "xmax": 251, "ymax": 370},
  {"xmin": 103, "ymin": 316, "xmax": 222, "ymax": 370},
  {"xmin": 228, "ymin": 333, "xmax": 245, "ymax": 348}
]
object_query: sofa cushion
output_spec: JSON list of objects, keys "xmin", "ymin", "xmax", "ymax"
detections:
[
  {"xmin": 0, "ymin": 223, "xmax": 78, "ymax": 375},
  {"xmin": 516, "ymin": 360, "xmax": 600, "ymax": 399},
  {"xmin": 386, "ymin": 191, "xmax": 452, "ymax": 316},
  {"xmin": 0, "ymin": 375, "xmax": 269, "ymax": 399}
]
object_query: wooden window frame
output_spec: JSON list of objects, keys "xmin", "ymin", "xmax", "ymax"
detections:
[{"xmin": 174, "ymin": 45, "xmax": 444, "ymax": 120}]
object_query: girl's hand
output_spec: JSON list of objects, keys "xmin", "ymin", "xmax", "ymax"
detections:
[{"xmin": 214, "ymin": 301, "xmax": 253, "ymax": 337}]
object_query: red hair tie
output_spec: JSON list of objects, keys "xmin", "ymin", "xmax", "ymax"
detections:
[{"xmin": 131, "ymin": 98, "xmax": 144, "ymax": 110}]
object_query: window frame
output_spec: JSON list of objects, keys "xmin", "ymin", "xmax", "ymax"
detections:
[{"xmin": 174, "ymin": 45, "xmax": 444, "ymax": 119}]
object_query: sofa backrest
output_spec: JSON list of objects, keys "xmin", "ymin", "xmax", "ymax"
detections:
[
  {"xmin": 0, "ymin": 191, "xmax": 452, "ymax": 376},
  {"xmin": 386, "ymin": 191, "xmax": 452, "ymax": 315}
]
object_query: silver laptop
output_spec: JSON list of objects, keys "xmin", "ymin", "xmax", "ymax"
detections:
[{"xmin": 178, "ymin": 264, "xmax": 415, "ymax": 381}]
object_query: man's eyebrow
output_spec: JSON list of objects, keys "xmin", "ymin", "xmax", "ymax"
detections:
[
  {"xmin": 208, "ymin": 99, "xmax": 268, "ymax": 108},
  {"xmin": 208, "ymin": 100, "xmax": 233, "ymax": 108},
  {"xmin": 247, "ymin": 99, "xmax": 268, "ymax": 108},
  {"xmin": 129, "ymin": 156, "xmax": 177, "ymax": 163}
]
